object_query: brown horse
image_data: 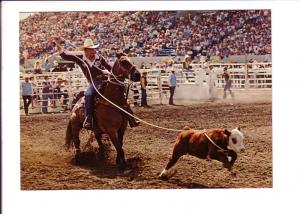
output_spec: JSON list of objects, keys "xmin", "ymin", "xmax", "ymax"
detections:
[{"xmin": 65, "ymin": 55, "xmax": 140, "ymax": 169}]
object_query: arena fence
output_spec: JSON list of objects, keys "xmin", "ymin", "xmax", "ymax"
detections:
[{"xmin": 19, "ymin": 62, "xmax": 272, "ymax": 114}]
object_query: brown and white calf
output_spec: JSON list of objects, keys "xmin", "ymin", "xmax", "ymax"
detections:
[{"xmin": 159, "ymin": 127, "xmax": 245, "ymax": 179}]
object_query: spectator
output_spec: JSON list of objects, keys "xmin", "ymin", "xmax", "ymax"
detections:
[
  {"xmin": 43, "ymin": 59, "xmax": 51, "ymax": 72},
  {"xmin": 50, "ymin": 78, "xmax": 59, "ymax": 108},
  {"xmin": 51, "ymin": 60, "xmax": 60, "ymax": 72},
  {"xmin": 183, "ymin": 54, "xmax": 192, "ymax": 70},
  {"xmin": 168, "ymin": 70, "xmax": 177, "ymax": 105},
  {"xmin": 29, "ymin": 76, "xmax": 37, "ymax": 109},
  {"xmin": 21, "ymin": 76, "xmax": 33, "ymax": 115},
  {"xmin": 140, "ymin": 71, "xmax": 150, "ymax": 107},
  {"xmin": 33, "ymin": 61, "xmax": 42, "ymax": 74},
  {"xmin": 20, "ymin": 11, "xmax": 271, "ymax": 59},
  {"xmin": 53, "ymin": 78, "xmax": 69, "ymax": 110},
  {"xmin": 41, "ymin": 76, "xmax": 52, "ymax": 113}
]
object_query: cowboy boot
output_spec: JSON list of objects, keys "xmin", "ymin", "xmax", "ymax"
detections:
[
  {"xmin": 124, "ymin": 106, "xmax": 140, "ymax": 127},
  {"xmin": 128, "ymin": 117, "xmax": 140, "ymax": 127}
]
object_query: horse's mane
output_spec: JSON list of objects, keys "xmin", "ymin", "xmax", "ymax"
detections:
[
  {"xmin": 112, "ymin": 56, "xmax": 131, "ymax": 76},
  {"xmin": 112, "ymin": 58, "xmax": 120, "ymax": 74}
]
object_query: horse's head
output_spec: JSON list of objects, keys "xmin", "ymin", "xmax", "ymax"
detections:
[{"xmin": 112, "ymin": 55, "xmax": 141, "ymax": 82}]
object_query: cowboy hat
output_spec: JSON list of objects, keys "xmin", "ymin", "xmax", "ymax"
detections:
[{"xmin": 80, "ymin": 38, "xmax": 99, "ymax": 50}]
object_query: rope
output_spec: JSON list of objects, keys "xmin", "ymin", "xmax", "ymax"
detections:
[
  {"xmin": 58, "ymin": 37, "xmax": 198, "ymax": 132},
  {"xmin": 63, "ymin": 38, "xmax": 126, "ymax": 85},
  {"xmin": 204, "ymin": 132, "xmax": 227, "ymax": 152},
  {"xmin": 72, "ymin": 54, "xmax": 186, "ymax": 132}
]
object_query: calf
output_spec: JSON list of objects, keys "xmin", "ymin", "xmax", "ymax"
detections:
[{"xmin": 159, "ymin": 127, "xmax": 245, "ymax": 179}]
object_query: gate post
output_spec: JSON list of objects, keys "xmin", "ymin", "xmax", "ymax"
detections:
[
  {"xmin": 245, "ymin": 63, "xmax": 249, "ymax": 90},
  {"xmin": 158, "ymin": 72, "xmax": 162, "ymax": 105}
]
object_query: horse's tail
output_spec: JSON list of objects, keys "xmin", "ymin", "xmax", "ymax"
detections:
[{"xmin": 65, "ymin": 120, "xmax": 73, "ymax": 150}]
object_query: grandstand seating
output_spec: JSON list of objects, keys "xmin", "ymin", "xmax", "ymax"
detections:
[{"xmin": 20, "ymin": 10, "xmax": 271, "ymax": 61}]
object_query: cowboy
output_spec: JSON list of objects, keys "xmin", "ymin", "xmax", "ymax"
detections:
[
  {"xmin": 54, "ymin": 37, "xmax": 113, "ymax": 129},
  {"xmin": 222, "ymin": 67, "xmax": 234, "ymax": 99},
  {"xmin": 54, "ymin": 37, "xmax": 139, "ymax": 129}
]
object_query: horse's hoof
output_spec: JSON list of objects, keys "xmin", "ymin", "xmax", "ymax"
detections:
[
  {"xmin": 123, "ymin": 169, "xmax": 132, "ymax": 175},
  {"xmin": 223, "ymin": 163, "xmax": 232, "ymax": 171},
  {"xmin": 159, "ymin": 169, "xmax": 177, "ymax": 180},
  {"xmin": 159, "ymin": 174, "xmax": 169, "ymax": 181},
  {"xmin": 98, "ymin": 151, "xmax": 105, "ymax": 161},
  {"xmin": 118, "ymin": 161, "xmax": 127, "ymax": 171},
  {"xmin": 119, "ymin": 164, "xmax": 126, "ymax": 171},
  {"xmin": 75, "ymin": 150, "xmax": 81, "ymax": 160}
]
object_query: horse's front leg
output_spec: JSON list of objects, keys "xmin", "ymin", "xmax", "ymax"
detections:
[
  {"xmin": 94, "ymin": 132, "xmax": 104, "ymax": 160},
  {"xmin": 107, "ymin": 131, "xmax": 126, "ymax": 170},
  {"xmin": 72, "ymin": 126, "xmax": 81, "ymax": 160}
]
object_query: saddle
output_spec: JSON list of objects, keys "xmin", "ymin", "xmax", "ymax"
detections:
[
  {"xmin": 73, "ymin": 80, "xmax": 138, "ymax": 129},
  {"xmin": 94, "ymin": 81, "xmax": 107, "ymax": 102}
]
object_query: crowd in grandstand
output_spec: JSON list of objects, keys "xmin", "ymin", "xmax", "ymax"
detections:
[{"xmin": 20, "ymin": 10, "xmax": 271, "ymax": 62}]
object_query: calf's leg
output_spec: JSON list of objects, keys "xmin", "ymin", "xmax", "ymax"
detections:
[
  {"xmin": 159, "ymin": 141, "xmax": 187, "ymax": 179},
  {"xmin": 210, "ymin": 151, "xmax": 233, "ymax": 171}
]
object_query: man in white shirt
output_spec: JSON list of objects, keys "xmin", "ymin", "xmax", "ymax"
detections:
[{"xmin": 168, "ymin": 70, "xmax": 177, "ymax": 105}]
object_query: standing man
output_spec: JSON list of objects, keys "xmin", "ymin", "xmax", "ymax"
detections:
[
  {"xmin": 42, "ymin": 76, "xmax": 51, "ymax": 113},
  {"xmin": 140, "ymin": 71, "xmax": 150, "ymax": 107},
  {"xmin": 21, "ymin": 76, "xmax": 33, "ymax": 116},
  {"xmin": 207, "ymin": 65, "xmax": 217, "ymax": 101},
  {"xmin": 168, "ymin": 70, "xmax": 177, "ymax": 105},
  {"xmin": 222, "ymin": 67, "xmax": 234, "ymax": 99}
]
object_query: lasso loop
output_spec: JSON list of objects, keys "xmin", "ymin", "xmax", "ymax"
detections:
[{"xmin": 60, "ymin": 37, "xmax": 203, "ymax": 133}]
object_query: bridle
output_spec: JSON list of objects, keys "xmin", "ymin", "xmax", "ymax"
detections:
[
  {"xmin": 109, "ymin": 58, "xmax": 136, "ymax": 87},
  {"xmin": 58, "ymin": 37, "xmax": 206, "ymax": 133}
]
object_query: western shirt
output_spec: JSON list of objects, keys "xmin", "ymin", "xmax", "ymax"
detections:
[
  {"xmin": 168, "ymin": 73, "xmax": 177, "ymax": 87},
  {"xmin": 60, "ymin": 51, "xmax": 112, "ymax": 83},
  {"xmin": 21, "ymin": 82, "xmax": 33, "ymax": 96}
]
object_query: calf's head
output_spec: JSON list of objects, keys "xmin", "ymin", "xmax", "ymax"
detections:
[{"xmin": 225, "ymin": 127, "xmax": 245, "ymax": 153}]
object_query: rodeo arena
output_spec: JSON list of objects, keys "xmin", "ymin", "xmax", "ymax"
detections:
[{"xmin": 20, "ymin": 10, "xmax": 272, "ymax": 189}]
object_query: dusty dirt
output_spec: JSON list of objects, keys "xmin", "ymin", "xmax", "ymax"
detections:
[{"xmin": 21, "ymin": 101, "xmax": 272, "ymax": 190}]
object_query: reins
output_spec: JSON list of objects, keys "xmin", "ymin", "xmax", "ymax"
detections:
[
  {"xmin": 72, "ymin": 53, "xmax": 187, "ymax": 132},
  {"xmin": 59, "ymin": 38, "xmax": 221, "ymax": 137}
]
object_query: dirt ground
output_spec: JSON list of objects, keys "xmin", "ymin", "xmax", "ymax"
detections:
[{"xmin": 20, "ymin": 101, "xmax": 272, "ymax": 190}]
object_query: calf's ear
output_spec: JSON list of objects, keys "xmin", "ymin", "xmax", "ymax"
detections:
[
  {"xmin": 237, "ymin": 126, "xmax": 241, "ymax": 131},
  {"xmin": 224, "ymin": 129, "xmax": 231, "ymax": 136}
]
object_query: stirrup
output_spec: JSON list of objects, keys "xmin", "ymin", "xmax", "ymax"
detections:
[
  {"xmin": 129, "ymin": 118, "xmax": 140, "ymax": 128},
  {"xmin": 83, "ymin": 116, "xmax": 93, "ymax": 130}
]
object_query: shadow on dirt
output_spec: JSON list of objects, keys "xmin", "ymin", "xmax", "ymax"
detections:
[
  {"xmin": 167, "ymin": 178, "xmax": 225, "ymax": 189},
  {"xmin": 70, "ymin": 149, "xmax": 145, "ymax": 180}
]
